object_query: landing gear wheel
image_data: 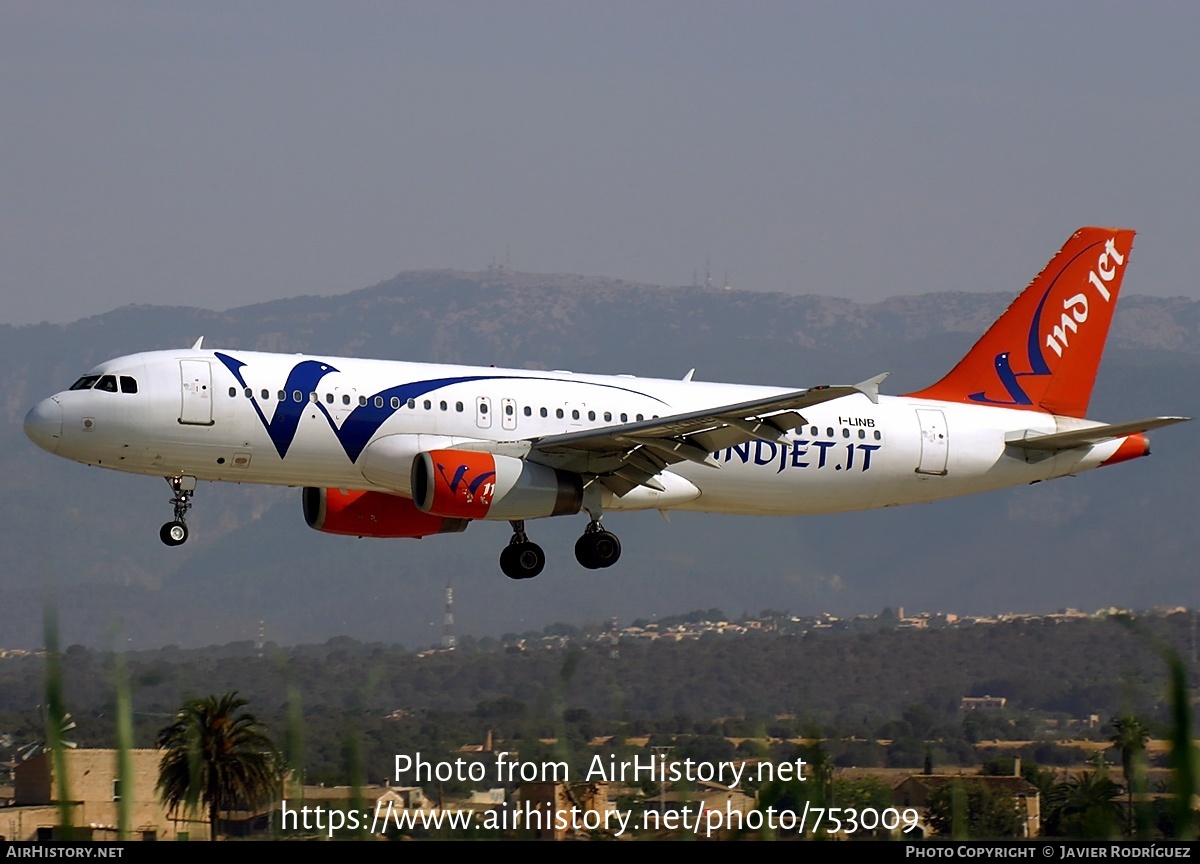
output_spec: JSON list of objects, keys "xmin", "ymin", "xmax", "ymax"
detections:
[
  {"xmin": 160, "ymin": 520, "xmax": 189, "ymax": 547},
  {"xmin": 575, "ymin": 528, "xmax": 621, "ymax": 569},
  {"xmin": 500, "ymin": 542, "xmax": 545, "ymax": 580},
  {"xmin": 161, "ymin": 475, "xmax": 196, "ymax": 548}
]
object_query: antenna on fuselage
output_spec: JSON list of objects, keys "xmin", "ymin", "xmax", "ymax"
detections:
[{"xmin": 190, "ymin": 337, "xmax": 204, "ymax": 349}]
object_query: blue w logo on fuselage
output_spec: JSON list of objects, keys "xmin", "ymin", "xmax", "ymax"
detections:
[
  {"xmin": 214, "ymin": 352, "xmax": 662, "ymax": 463},
  {"xmin": 216, "ymin": 352, "xmax": 496, "ymax": 462}
]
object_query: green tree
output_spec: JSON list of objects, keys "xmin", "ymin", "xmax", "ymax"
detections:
[
  {"xmin": 1109, "ymin": 714, "xmax": 1150, "ymax": 835},
  {"xmin": 1044, "ymin": 770, "xmax": 1121, "ymax": 838},
  {"xmin": 156, "ymin": 692, "xmax": 280, "ymax": 840},
  {"xmin": 926, "ymin": 780, "xmax": 1023, "ymax": 838}
]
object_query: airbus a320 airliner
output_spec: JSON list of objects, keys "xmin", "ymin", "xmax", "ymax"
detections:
[{"xmin": 24, "ymin": 228, "xmax": 1188, "ymax": 580}]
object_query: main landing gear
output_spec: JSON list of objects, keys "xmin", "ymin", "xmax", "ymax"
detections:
[
  {"xmin": 500, "ymin": 520, "xmax": 546, "ymax": 580},
  {"xmin": 159, "ymin": 475, "xmax": 196, "ymax": 547},
  {"xmin": 574, "ymin": 520, "xmax": 621, "ymax": 570},
  {"xmin": 497, "ymin": 517, "xmax": 622, "ymax": 579}
]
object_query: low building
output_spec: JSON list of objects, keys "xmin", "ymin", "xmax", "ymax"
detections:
[
  {"xmin": 5, "ymin": 749, "xmax": 205, "ymax": 841},
  {"xmin": 894, "ymin": 772, "xmax": 1040, "ymax": 838}
]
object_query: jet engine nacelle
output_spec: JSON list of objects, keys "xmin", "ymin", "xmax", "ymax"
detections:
[
  {"xmin": 302, "ymin": 487, "xmax": 469, "ymax": 538},
  {"xmin": 411, "ymin": 450, "xmax": 583, "ymax": 520}
]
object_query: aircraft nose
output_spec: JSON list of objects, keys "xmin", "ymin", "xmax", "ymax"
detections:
[{"xmin": 24, "ymin": 397, "xmax": 63, "ymax": 454}]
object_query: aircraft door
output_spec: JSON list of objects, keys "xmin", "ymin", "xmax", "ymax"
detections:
[
  {"xmin": 179, "ymin": 360, "xmax": 213, "ymax": 426},
  {"xmin": 476, "ymin": 396, "xmax": 492, "ymax": 429},
  {"xmin": 915, "ymin": 408, "xmax": 948, "ymax": 475},
  {"xmin": 501, "ymin": 397, "xmax": 517, "ymax": 431}
]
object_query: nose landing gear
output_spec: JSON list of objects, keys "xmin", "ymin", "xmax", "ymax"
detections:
[{"xmin": 160, "ymin": 475, "xmax": 196, "ymax": 547}]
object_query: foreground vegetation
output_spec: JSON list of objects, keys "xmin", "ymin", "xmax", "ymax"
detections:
[{"xmin": 3, "ymin": 610, "xmax": 1196, "ymax": 838}]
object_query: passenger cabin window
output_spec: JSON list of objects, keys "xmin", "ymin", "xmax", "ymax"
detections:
[
  {"xmin": 325, "ymin": 393, "xmax": 334, "ymax": 404},
  {"xmin": 70, "ymin": 375, "xmax": 100, "ymax": 391},
  {"xmin": 636, "ymin": 414, "xmax": 644, "ymax": 421},
  {"xmin": 621, "ymin": 413, "xmax": 628, "ymax": 422},
  {"xmin": 229, "ymin": 387, "xmax": 237, "ymax": 397},
  {"xmin": 359, "ymin": 396, "xmax": 367, "ymax": 406},
  {"xmin": 342, "ymin": 394, "xmax": 351, "ymax": 405},
  {"xmin": 423, "ymin": 399, "xmax": 431, "ymax": 410},
  {"xmin": 540, "ymin": 407, "xmax": 548, "ymax": 418},
  {"xmin": 556, "ymin": 409, "xmax": 564, "ymax": 419},
  {"xmin": 261, "ymin": 389, "xmax": 270, "ymax": 400},
  {"xmin": 524, "ymin": 406, "xmax": 532, "ymax": 417},
  {"xmin": 278, "ymin": 390, "xmax": 286, "ymax": 401},
  {"xmin": 293, "ymin": 390, "xmax": 303, "ymax": 402},
  {"xmin": 456, "ymin": 401, "xmax": 464, "ymax": 412},
  {"xmin": 374, "ymin": 396, "xmax": 384, "ymax": 408},
  {"xmin": 120, "ymin": 376, "xmax": 138, "ymax": 394},
  {"xmin": 439, "ymin": 400, "xmax": 447, "ymax": 411},
  {"xmin": 479, "ymin": 402, "xmax": 488, "ymax": 414},
  {"xmin": 245, "ymin": 388, "xmax": 253, "ymax": 398},
  {"xmin": 407, "ymin": 399, "xmax": 416, "ymax": 409},
  {"xmin": 604, "ymin": 411, "xmax": 612, "ymax": 422},
  {"xmin": 505, "ymin": 404, "xmax": 514, "ymax": 416},
  {"xmin": 392, "ymin": 397, "xmax": 402, "ymax": 409},
  {"xmin": 874, "ymin": 430, "xmax": 882, "ymax": 440},
  {"xmin": 571, "ymin": 409, "xmax": 580, "ymax": 420}
]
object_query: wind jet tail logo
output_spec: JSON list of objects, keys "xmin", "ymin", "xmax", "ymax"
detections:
[
  {"xmin": 892, "ymin": 228, "xmax": 1134, "ymax": 421},
  {"xmin": 969, "ymin": 236, "xmax": 1124, "ymax": 412}
]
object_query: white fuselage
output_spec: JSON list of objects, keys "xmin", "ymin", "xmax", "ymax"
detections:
[{"xmin": 27, "ymin": 348, "xmax": 1126, "ymax": 519}]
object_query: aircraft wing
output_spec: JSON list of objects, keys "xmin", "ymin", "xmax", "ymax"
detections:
[
  {"xmin": 527, "ymin": 374, "xmax": 887, "ymax": 496},
  {"xmin": 1005, "ymin": 416, "xmax": 1190, "ymax": 451}
]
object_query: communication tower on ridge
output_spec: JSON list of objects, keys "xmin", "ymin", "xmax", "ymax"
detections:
[{"xmin": 442, "ymin": 579, "xmax": 456, "ymax": 650}]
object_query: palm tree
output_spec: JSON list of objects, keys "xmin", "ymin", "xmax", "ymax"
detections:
[
  {"xmin": 156, "ymin": 692, "xmax": 280, "ymax": 840},
  {"xmin": 1109, "ymin": 714, "xmax": 1151, "ymax": 835}
]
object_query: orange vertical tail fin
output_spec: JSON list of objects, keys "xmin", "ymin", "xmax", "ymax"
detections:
[{"xmin": 906, "ymin": 227, "xmax": 1135, "ymax": 418}]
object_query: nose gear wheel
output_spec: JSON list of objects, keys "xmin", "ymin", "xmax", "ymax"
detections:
[{"xmin": 160, "ymin": 476, "xmax": 196, "ymax": 547}]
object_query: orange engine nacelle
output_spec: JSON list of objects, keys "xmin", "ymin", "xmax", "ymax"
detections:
[
  {"xmin": 411, "ymin": 450, "xmax": 583, "ymax": 520},
  {"xmin": 302, "ymin": 487, "xmax": 469, "ymax": 538}
]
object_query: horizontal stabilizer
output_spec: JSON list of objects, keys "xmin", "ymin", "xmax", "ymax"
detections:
[
  {"xmin": 854, "ymin": 372, "xmax": 889, "ymax": 405},
  {"xmin": 1006, "ymin": 416, "xmax": 1190, "ymax": 451}
]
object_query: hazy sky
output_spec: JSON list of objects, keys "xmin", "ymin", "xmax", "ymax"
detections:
[{"xmin": 3, "ymin": 2, "xmax": 1198, "ymax": 325}]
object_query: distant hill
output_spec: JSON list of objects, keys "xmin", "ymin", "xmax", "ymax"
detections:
[{"xmin": 1, "ymin": 270, "xmax": 1196, "ymax": 649}]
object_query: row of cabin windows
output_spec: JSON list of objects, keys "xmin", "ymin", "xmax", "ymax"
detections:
[
  {"xmin": 803, "ymin": 425, "xmax": 883, "ymax": 441},
  {"xmin": 225, "ymin": 386, "xmax": 650, "ymax": 422},
  {"xmin": 70, "ymin": 374, "xmax": 138, "ymax": 393},
  {"xmin": 221, "ymin": 387, "xmax": 883, "ymax": 438}
]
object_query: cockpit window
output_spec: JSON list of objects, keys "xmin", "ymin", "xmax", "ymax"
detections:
[
  {"xmin": 69, "ymin": 375, "xmax": 100, "ymax": 391},
  {"xmin": 119, "ymin": 376, "xmax": 138, "ymax": 393},
  {"xmin": 96, "ymin": 375, "xmax": 119, "ymax": 392}
]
